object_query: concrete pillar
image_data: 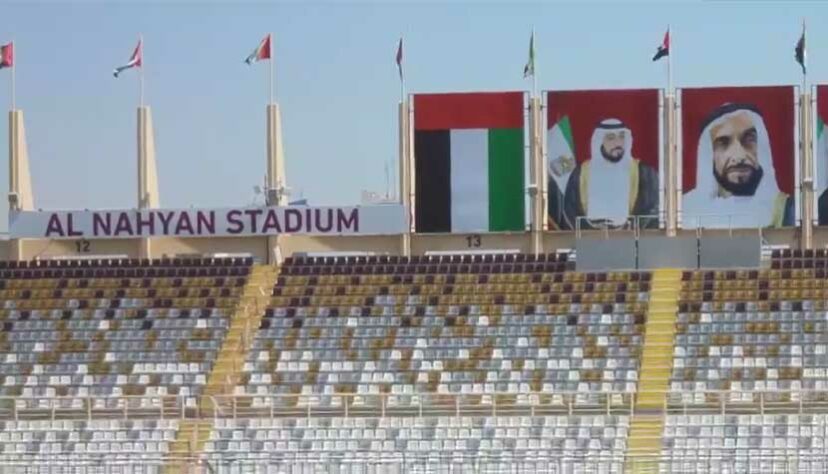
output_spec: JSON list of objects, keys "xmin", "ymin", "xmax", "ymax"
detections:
[
  {"xmin": 137, "ymin": 106, "xmax": 160, "ymax": 259},
  {"xmin": 8, "ymin": 110, "xmax": 34, "ymax": 261},
  {"xmin": 801, "ymin": 92, "xmax": 814, "ymax": 250},
  {"xmin": 266, "ymin": 104, "xmax": 287, "ymax": 206},
  {"xmin": 528, "ymin": 97, "xmax": 545, "ymax": 254},
  {"xmin": 663, "ymin": 95, "xmax": 678, "ymax": 236},
  {"xmin": 399, "ymin": 101, "xmax": 412, "ymax": 257},
  {"xmin": 266, "ymin": 104, "xmax": 288, "ymax": 264}
]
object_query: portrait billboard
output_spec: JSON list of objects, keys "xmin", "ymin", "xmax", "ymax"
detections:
[
  {"xmin": 681, "ymin": 86, "xmax": 796, "ymax": 229},
  {"xmin": 816, "ymin": 85, "xmax": 828, "ymax": 225},
  {"xmin": 546, "ymin": 89, "xmax": 660, "ymax": 230}
]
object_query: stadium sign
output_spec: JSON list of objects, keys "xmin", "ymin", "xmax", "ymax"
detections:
[{"xmin": 9, "ymin": 205, "xmax": 406, "ymax": 239}]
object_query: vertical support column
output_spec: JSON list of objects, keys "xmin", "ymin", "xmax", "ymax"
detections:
[
  {"xmin": 266, "ymin": 104, "xmax": 287, "ymax": 264},
  {"xmin": 664, "ymin": 94, "xmax": 678, "ymax": 237},
  {"xmin": 801, "ymin": 92, "xmax": 814, "ymax": 250},
  {"xmin": 528, "ymin": 97, "xmax": 544, "ymax": 254},
  {"xmin": 137, "ymin": 106, "xmax": 159, "ymax": 259},
  {"xmin": 399, "ymin": 101, "xmax": 412, "ymax": 257},
  {"xmin": 8, "ymin": 110, "xmax": 34, "ymax": 261}
]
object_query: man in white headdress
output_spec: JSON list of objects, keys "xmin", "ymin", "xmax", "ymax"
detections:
[
  {"xmin": 562, "ymin": 118, "xmax": 659, "ymax": 229},
  {"xmin": 683, "ymin": 103, "xmax": 793, "ymax": 228}
]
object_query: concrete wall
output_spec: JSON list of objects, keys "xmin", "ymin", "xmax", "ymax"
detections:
[
  {"xmin": 411, "ymin": 232, "xmax": 531, "ymax": 254},
  {"xmin": 279, "ymin": 235, "xmax": 403, "ymax": 256},
  {"xmin": 4, "ymin": 224, "xmax": 826, "ymax": 265},
  {"xmin": 151, "ymin": 237, "xmax": 269, "ymax": 261},
  {"xmin": 18, "ymin": 238, "xmax": 141, "ymax": 259}
]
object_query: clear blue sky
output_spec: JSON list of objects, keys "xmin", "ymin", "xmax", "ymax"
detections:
[{"xmin": 0, "ymin": 0, "xmax": 825, "ymax": 230}]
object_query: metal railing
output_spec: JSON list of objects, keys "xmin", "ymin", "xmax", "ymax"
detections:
[
  {"xmin": 574, "ymin": 214, "xmax": 662, "ymax": 239},
  {"xmin": 3, "ymin": 390, "xmax": 828, "ymax": 422},
  {"xmin": 575, "ymin": 213, "xmax": 774, "ymax": 239},
  {"xmin": 0, "ymin": 450, "xmax": 826, "ymax": 473}
]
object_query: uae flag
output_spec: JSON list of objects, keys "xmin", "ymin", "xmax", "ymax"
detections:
[
  {"xmin": 547, "ymin": 115, "xmax": 575, "ymax": 192},
  {"xmin": 245, "ymin": 34, "xmax": 271, "ymax": 65},
  {"xmin": 652, "ymin": 29, "xmax": 669, "ymax": 62},
  {"xmin": 414, "ymin": 92, "xmax": 525, "ymax": 233},
  {"xmin": 0, "ymin": 42, "xmax": 13, "ymax": 69}
]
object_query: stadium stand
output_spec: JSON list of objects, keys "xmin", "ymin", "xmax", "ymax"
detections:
[
  {"xmin": 0, "ymin": 258, "xmax": 252, "ymax": 406},
  {"xmin": 205, "ymin": 415, "xmax": 631, "ymax": 471},
  {"xmin": 2, "ymin": 252, "xmax": 827, "ymax": 472},
  {"xmin": 242, "ymin": 254, "xmax": 646, "ymax": 406},
  {"xmin": 0, "ymin": 419, "xmax": 180, "ymax": 466}
]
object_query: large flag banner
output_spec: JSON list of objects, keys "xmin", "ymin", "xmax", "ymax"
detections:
[
  {"xmin": 413, "ymin": 92, "xmax": 525, "ymax": 233},
  {"xmin": 681, "ymin": 86, "xmax": 796, "ymax": 229},
  {"xmin": 546, "ymin": 89, "xmax": 660, "ymax": 230},
  {"xmin": 816, "ymin": 85, "xmax": 828, "ymax": 225}
]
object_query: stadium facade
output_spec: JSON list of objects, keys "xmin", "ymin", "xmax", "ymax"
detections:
[{"xmin": 1, "ymin": 82, "xmax": 828, "ymax": 472}]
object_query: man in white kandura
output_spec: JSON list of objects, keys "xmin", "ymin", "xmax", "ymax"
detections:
[
  {"xmin": 563, "ymin": 118, "xmax": 659, "ymax": 230},
  {"xmin": 683, "ymin": 103, "xmax": 793, "ymax": 228}
]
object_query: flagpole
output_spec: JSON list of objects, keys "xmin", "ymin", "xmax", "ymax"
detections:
[
  {"xmin": 802, "ymin": 20, "xmax": 807, "ymax": 96},
  {"xmin": 269, "ymin": 33, "xmax": 274, "ymax": 105},
  {"xmin": 400, "ymin": 67, "xmax": 405, "ymax": 105},
  {"xmin": 139, "ymin": 34, "xmax": 144, "ymax": 108},
  {"xmin": 667, "ymin": 26, "xmax": 672, "ymax": 96},
  {"xmin": 532, "ymin": 28, "xmax": 537, "ymax": 99},
  {"xmin": 11, "ymin": 40, "xmax": 15, "ymax": 111}
]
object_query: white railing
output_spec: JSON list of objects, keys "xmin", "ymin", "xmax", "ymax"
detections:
[
  {"xmin": 575, "ymin": 213, "xmax": 773, "ymax": 238},
  {"xmin": 0, "ymin": 450, "xmax": 824, "ymax": 473},
  {"xmin": 574, "ymin": 214, "xmax": 662, "ymax": 239},
  {"xmin": 3, "ymin": 390, "xmax": 828, "ymax": 422},
  {"xmin": 681, "ymin": 213, "xmax": 778, "ymax": 232}
]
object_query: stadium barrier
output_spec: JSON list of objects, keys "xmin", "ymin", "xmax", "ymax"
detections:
[
  {"xmin": 0, "ymin": 449, "xmax": 822, "ymax": 473},
  {"xmin": 2, "ymin": 390, "xmax": 828, "ymax": 422}
]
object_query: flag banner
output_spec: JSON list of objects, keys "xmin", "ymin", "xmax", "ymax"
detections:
[
  {"xmin": 795, "ymin": 25, "xmax": 806, "ymax": 74},
  {"xmin": 9, "ymin": 205, "xmax": 406, "ymax": 239},
  {"xmin": 546, "ymin": 89, "xmax": 660, "ymax": 231},
  {"xmin": 523, "ymin": 32, "xmax": 535, "ymax": 78},
  {"xmin": 653, "ymin": 30, "xmax": 669, "ymax": 62},
  {"xmin": 113, "ymin": 40, "xmax": 141, "ymax": 77},
  {"xmin": 681, "ymin": 86, "xmax": 796, "ymax": 229},
  {"xmin": 413, "ymin": 92, "xmax": 526, "ymax": 233},
  {"xmin": 0, "ymin": 42, "xmax": 13, "ymax": 69},
  {"xmin": 816, "ymin": 85, "xmax": 828, "ymax": 225},
  {"xmin": 245, "ymin": 34, "xmax": 271, "ymax": 65},
  {"xmin": 396, "ymin": 38, "xmax": 403, "ymax": 79}
]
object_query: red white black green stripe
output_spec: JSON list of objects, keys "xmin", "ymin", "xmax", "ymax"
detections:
[
  {"xmin": 113, "ymin": 40, "xmax": 142, "ymax": 77},
  {"xmin": 0, "ymin": 42, "xmax": 13, "ymax": 69},
  {"xmin": 245, "ymin": 34, "xmax": 271, "ymax": 65},
  {"xmin": 414, "ymin": 92, "xmax": 526, "ymax": 233}
]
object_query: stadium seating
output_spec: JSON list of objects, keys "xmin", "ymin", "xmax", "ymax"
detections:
[
  {"xmin": 238, "ymin": 254, "xmax": 650, "ymax": 411},
  {"xmin": 672, "ymin": 268, "xmax": 828, "ymax": 406},
  {"xmin": 8, "ymin": 252, "xmax": 828, "ymax": 471},
  {"xmin": 205, "ymin": 415, "xmax": 629, "ymax": 471},
  {"xmin": 0, "ymin": 257, "xmax": 252, "ymax": 411},
  {"xmin": 0, "ymin": 419, "xmax": 179, "ymax": 459},
  {"xmin": 662, "ymin": 414, "xmax": 828, "ymax": 472}
]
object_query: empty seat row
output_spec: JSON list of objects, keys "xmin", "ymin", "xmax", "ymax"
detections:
[{"xmin": 286, "ymin": 253, "xmax": 569, "ymax": 267}]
